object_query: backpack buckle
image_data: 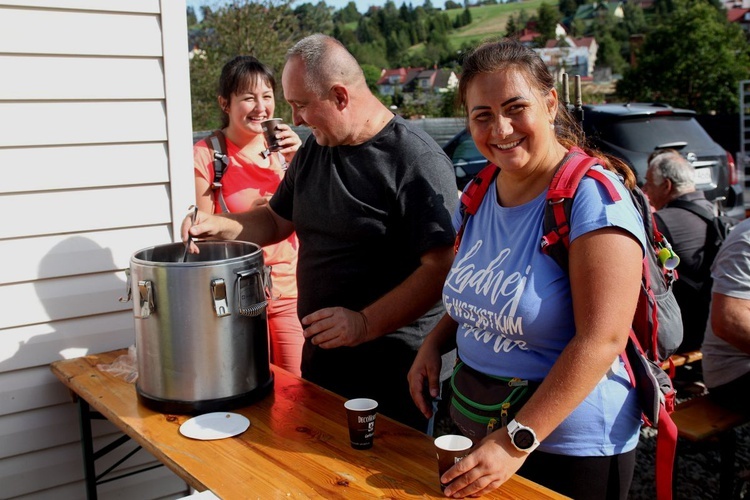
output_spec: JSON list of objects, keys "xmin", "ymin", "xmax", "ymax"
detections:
[{"xmin": 214, "ymin": 152, "xmax": 228, "ymax": 165}]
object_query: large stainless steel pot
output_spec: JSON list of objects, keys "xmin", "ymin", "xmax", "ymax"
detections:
[{"xmin": 125, "ymin": 240, "xmax": 273, "ymax": 414}]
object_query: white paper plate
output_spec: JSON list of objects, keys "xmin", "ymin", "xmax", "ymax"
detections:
[{"xmin": 179, "ymin": 412, "xmax": 250, "ymax": 440}]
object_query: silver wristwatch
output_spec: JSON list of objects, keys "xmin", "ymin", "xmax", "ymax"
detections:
[{"xmin": 507, "ymin": 419, "xmax": 540, "ymax": 453}]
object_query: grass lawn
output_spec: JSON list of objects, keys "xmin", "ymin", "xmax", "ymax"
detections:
[
  {"xmin": 408, "ymin": 0, "xmax": 559, "ymax": 54},
  {"xmin": 447, "ymin": 0, "xmax": 558, "ymax": 46}
]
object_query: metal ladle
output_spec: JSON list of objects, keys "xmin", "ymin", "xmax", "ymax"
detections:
[{"xmin": 181, "ymin": 205, "xmax": 197, "ymax": 263}]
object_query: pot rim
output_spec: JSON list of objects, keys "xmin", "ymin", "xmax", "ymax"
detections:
[{"xmin": 131, "ymin": 240, "xmax": 262, "ymax": 267}]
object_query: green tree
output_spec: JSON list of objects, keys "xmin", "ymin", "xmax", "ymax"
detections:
[
  {"xmin": 385, "ymin": 31, "xmax": 408, "ymax": 62},
  {"xmin": 350, "ymin": 41, "xmax": 389, "ymax": 68},
  {"xmin": 505, "ymin": 14, "xmax": 518, "ymax": 38},
  {"xmin": 355, "ymin": 15, "xmax": 383, "ymax": 44},
  {"xmin": 595, "ymin": 33, "xmax": 626, "ymax": 74},
  {"xmin": 333, "ymin": 23, "xmax": 358, "ymax": 46},
  {"xmin": 294, "ymin": 2, "xmax": 334, "ymax": 34},
  {"xmin": 333, "ymin": 1, "xmax": 361, "ymax": 23},
  {"xmin": 536, "ymin": 2, "xmax": 561, "ymax": 44},
  {"xmin": 569, "ymin": 18, "xmax": 587, "ymax": 37},
  {"xmin": 622, "ymin": 2, "xmax": 648, "ymax": 37},
  {"xmin": 439, "ymin": 85, "xmax": 461, "ymax": 117},
  {"xmin": 361, "ymin": 64, "xmax": 384, "ymax": 94},
  {"xmin": 616, "ymin": 0, "xmax": 750, "ymax": 114},
  {"xmin": 517, "ymin": 9, "xmax": 530, "ymax": 30},
  {"xmin": 558, "ymin": 0, "xmax": 578, "ymax": 18},
  {"xmin": 454, "ymin": 7, "xmax": 472, "ymax": 28},
  {"xmin": 187, "ymin": 6, "xmax": 198, "ymax": 27}
]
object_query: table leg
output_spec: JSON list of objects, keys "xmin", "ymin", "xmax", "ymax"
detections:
[{"xmin": 78, "ymin": 398, "xmax": 98, "ymax": 500}]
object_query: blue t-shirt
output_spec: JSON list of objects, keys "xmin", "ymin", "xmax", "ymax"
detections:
[{"xmin": 445, "ymin": 166, "xmax": 645, "ymax": 456}]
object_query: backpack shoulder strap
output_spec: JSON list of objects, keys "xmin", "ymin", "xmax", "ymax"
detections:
[
  {"xmin": 541, "ymin": 147, "xmax": 620, "ymax": 271},
  {"xmin": 206, "ymin": 130, "xmax": 230, "ymax": 213},
  {"xmin": 207, "ymin": 129, "xmax": 229, "ymax": 187},
  {"xmin": 666, "ymin": 198, "xmax": 715, "ymax": 222},
  {"xmin": 668, "ymin": 198, "xmax": 736, "ymax": 276},
  {"xmin": 460, "ymin": 163, "xmax": 501, "ymax": 217},
  {"xmin": 455, "ymin": 163, "xmax": 500, "ymax": 252}
]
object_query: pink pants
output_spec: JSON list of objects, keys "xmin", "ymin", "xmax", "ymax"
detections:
[{"xmin": 267, "ymin": 297, "xmax": 303, "ymax": 376}]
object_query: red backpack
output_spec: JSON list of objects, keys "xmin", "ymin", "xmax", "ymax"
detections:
[{"xmin": 456, "ymin": 147, "xmax": 682, "ymax": 500}]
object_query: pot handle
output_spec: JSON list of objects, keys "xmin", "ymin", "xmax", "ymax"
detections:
[
  {"xmin": 211, "ymin": 278, "xmax": 231, "ymax": 317},
  {"xmin": 236, "ymin": 269, "xmax": 268, "ymax": 317},
  {"xmin": 134, "ymin": 280, "xmax": 155, "ymax": 319},
  {"xmin": 118, "ymin": 269, "xmax": 132, "ymax": 303}
]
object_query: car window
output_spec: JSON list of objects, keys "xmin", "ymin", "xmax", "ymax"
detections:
[
  {"xmin": 602, "ymin": 116, "xmax": 717, "ymax": 152},
  {"xmin": 452, "ymin": 133, "xmax": 484, "ymax": 163}
]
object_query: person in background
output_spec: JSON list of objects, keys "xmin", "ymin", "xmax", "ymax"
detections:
[
  {"xmin": 702, "ymin": 217, "xmax": 750, "ymax": 414},
  {"xmin": 193, "ymin": 55, "xmax": 304, "ymax": 376},
  {"xmin": 184, "ymin": 34, "xmax": 458, "ymax": 433},
  {"xmin": 643, "ymin": 149, "xmax": 714, "ymax": 354},
  {"xmin": 407, "ymin": 39, "xmax": 644, "ymax": 499}
]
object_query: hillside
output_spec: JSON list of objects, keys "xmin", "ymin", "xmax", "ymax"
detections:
[
  {"xmin": 409, "ymin": 0, "xmax": 558, "ymax": 54},
  {"xmin": 448, "ymin": 0, "xmax": 558, "ymax": 46}
]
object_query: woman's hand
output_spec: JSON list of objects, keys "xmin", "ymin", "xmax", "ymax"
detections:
[
  {"xmin": 408, "ymin": 314, "xmax": 458, "ymax": 419},
  {"xmin": 441, "ymin": 433, "xmax": 528, "ymax": 498},
  {"xmin": 275, "ymin": 123, "xmax": 302, "ymax": 164},
  {"xmin": 407, "ymin": 342, "xmax": 443, "ymax": 419}
]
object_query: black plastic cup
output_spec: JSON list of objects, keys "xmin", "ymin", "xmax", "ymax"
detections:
[
  {"xmin": 344, "ymin": 398, "xmax": 378, "ymax": 450},
  {"xmin": 261, "ymin": 118, "xmax": 283, "ymax": 152}
]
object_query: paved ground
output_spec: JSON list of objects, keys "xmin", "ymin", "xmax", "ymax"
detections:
[
  {"xmin": 629, "ymin": 377, "xmax": 750, "ymax": 500},
  {"xmin": 630, "ymin": 421, "xmax": 750, "ymax": 499}
]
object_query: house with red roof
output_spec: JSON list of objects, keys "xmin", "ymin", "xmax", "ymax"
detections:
[
  {"xmin": 728, "ymin": 7, "xmax": 750, "ymax": 33},
  {"xmin": 377, "ymin": 66, "xmax": 457, "ymax": 96}
]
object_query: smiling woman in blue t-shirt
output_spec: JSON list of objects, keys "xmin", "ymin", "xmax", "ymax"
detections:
[{"xmin": 407, "ymin": 39, "xmax": 646, "ymax": 500}]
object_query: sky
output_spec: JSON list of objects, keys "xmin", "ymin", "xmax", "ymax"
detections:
[{"xmin": 187, "ymin": 0, "xmax": 449, "ymax": 20}]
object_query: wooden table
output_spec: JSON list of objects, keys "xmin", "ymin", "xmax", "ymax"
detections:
[{"xmin": 51, "ymin": 349, "xmax": 568, "ymax": 499}]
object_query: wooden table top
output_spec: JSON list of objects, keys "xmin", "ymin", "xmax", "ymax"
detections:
[{"xmin": 51, "ymin": 349, "xmax": 568, "ymax": 499}]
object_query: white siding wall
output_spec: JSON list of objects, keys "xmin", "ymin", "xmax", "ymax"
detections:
[{"xmin": 0, "ymin": 0, "xmax": 194, "ymax": 498}]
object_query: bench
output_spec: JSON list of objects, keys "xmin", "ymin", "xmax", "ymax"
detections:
[
  {"xmin": 671, "ymin": 395, "xmax": 750, "ymax": 499},
  {"xmin": 661, "ymin": 349, "xmax": 703, "ymax": 370}
]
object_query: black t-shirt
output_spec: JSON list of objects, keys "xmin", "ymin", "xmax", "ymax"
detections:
[
  {"xmin": 269, "ymin": 115, "xmax": 457, "ymax": 427},
  {"xmin": 271, "ymin": 115, "xmax": 457, "ymax": 320}
]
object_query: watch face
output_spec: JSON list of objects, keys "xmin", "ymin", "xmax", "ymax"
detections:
[{"xmin": 514, "ymin": 429, "xmax": 536, "ymax": 449}]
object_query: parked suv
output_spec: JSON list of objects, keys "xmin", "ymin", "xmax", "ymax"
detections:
[
  {"xmin": 581, "ymin": 103, "xmax": 743, "ymax": 218},
  {"xmin": 442, "ymin": 103, "xmax": 744, "ymax": 218}
]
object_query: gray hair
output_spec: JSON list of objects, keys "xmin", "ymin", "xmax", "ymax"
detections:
[
  {"xmin": 286, "ymin": 33, "xmax": 364, "ymax": 97},
  {"xmin": 648, "ymin": 150, "xmax": 696, "ymax": 192}
]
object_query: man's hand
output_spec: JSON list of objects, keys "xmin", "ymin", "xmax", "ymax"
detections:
[
  {"xmin": 301, "ymin": 307, "xmax": 369, "ymax": 348},
  {"xmin": 180, "ymin": 210, "xmax": 241, "ymax": 254}
]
